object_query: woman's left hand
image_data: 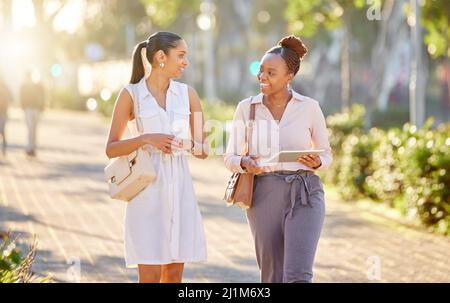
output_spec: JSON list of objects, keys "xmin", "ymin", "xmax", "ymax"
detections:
[{"xmin": 297, "ymin": 154, "xmax": 321, "ymax": 169}]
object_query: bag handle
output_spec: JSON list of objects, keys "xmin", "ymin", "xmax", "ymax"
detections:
[{"xmin": 244, "ymin": 97, "xmax": 256, "ymax": 156}]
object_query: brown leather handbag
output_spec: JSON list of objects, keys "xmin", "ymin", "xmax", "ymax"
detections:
[{"xmin": 223, "ymin": 100, "xmax": 256, "ymax": 210}]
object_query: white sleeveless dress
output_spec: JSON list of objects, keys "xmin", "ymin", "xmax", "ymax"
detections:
[{"xmin": 123, "ymin": 77, "xmax": 207, "ymax": 267}]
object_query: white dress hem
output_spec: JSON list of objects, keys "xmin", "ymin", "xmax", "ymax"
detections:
[{"xmin": 126, "ymin": 258, "xmax": 208, "ymax": 268}]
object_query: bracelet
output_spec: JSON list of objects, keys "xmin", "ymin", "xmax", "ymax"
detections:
[
  {"xmin": 312, "ymin": 159, "xmax": 322, "ymax": 169},
  {"xmin": 191, "ymin": 140, "xmax": 209, "ymax": 155}
]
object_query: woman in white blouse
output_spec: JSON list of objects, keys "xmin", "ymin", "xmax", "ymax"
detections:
[{"xmin": 224, "ymin": 35, "xmax": 332, "ymax": 283}]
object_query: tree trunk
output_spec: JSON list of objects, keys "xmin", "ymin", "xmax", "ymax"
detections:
[
  {"xmin": 409, "ymin": 0, "xmax": 427, "ymax": 128},
  {"xmin": 307, "ymin": 30, "xmax": 341, "ymax": 107},
  {"xmin": 232, "ymin": 0, "xmax": 252, "ymax": 98},
  {"xmin": 366, "ymin": 0, "xmax": 409, "ymax": 127},
  {"xmin": 341, "ymin": 20, "xmax": 351, "ymax": 111}
]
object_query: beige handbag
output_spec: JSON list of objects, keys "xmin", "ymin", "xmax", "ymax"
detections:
[{"xmin": 104, "ymin": 87, "xmax": 156, "ymax": 202}]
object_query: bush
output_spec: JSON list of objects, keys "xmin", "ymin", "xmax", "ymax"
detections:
[
  {"xmin": 400, "ymin": 121, "xmax": 450, "ymax": 234},
  {"xmin": 328, "ymin": 111, "xmax": 450, "ymax": 235},
  {"xmin": 326, "ymin": 103, "xmax": 366, "ymax": 151},
  {"xmin": 337, "ymin": 130, "xmax": 381, "ymax": 200},
  {"xmin": 0, "ymin": 232, "xmax": 50, "ymax": 283},
  {"xmin": 322, "ymin": 104, "xmax": 366, "ymax": 184},
  {"xmin": 364, "ymin": 128, "xmax": 410, "ymax": 209}
]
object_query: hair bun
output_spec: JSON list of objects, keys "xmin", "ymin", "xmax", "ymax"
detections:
[{"xmin": 278, "ymin": 35, "xmax": 308, "ymax": 60}]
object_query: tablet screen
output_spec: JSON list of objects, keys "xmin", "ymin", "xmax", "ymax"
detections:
[{"xmin": 264, "ymin": 150, "xmax": 324, "ymax": 163}]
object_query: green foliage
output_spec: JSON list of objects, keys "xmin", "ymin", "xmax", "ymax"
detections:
[
  {"xmin": 0, "ymin": 233, "xmax": 51, "ymax": 283},
  {"xmin": 285, "ymin": 0, "xmax": 375, "ymax": 37},
  {"xmin": 365, "ymin": 128, "xmax": 408, "ymax": 207},
  {"xmin": 401, "ymin": 121, "xmax": 450, "ymax": 233},
  {"xmin": 337, "ymin": 130, "xmax": 381, "ymax": 200},
  {"xmin": 326, "ymin": 110, "xmax": 450, "ymax": 234},
  {"xmin": 326, "ymin": 103, "xmax": 365, "ymax": 141},
  {"xmin": 140, "ymin": 0, "xmax": 200, "ymax": 28},
  {"xmin": 418, "ymin": 0, "xmax": 450, "ymax": 58},
  {"xmin": 286, "ymin": 0, "xmax": 450, "ymax": 58},
  {"xmin": 322, "ymin": 103, "xmax": 365, "ymax": 184}
]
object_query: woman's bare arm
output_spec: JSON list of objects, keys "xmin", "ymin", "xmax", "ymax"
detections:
[
  {"xmin": 188, "ymin": 86, "xmax": 208, "ymax": 159},
  {"xmin": 105, "ymin": 88, "xmax": 175, "ymax": 158}
]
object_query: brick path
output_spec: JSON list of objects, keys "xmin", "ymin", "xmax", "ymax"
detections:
[{"xmin": 0, "ymin": 108, "xmax": 449, "ymax": 282}]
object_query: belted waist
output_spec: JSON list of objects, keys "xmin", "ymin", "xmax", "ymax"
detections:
[
  {"xmin": 257, "ymin": 169, "xmax": 314, "ymax": 177},
  {"xmin": 257, "ymin": 169, "xmax": 315, "ymax": 218}
]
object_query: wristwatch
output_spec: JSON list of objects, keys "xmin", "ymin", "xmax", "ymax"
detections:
[{"xmin": 312, "ymin": 158, "xmax": 322, "ymax": 169}]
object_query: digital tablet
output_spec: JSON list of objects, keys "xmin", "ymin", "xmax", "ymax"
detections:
[{"xmin": 264, "ymin": 150, "xmax": 325, "ymax": 163}]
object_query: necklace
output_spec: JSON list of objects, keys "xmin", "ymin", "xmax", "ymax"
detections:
[{"xmin": 264, "ymin": 92, "xmax": 292, "ymax": 108}]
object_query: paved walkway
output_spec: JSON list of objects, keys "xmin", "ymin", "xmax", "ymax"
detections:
[{"xmin": 0, "ymin": 108, "xmax": 449, "ymax": 282}]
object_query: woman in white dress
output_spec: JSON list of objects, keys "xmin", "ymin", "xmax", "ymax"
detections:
[{"xmin": 106, "ymin": 32, "xmax": 208, "ymax": 283}]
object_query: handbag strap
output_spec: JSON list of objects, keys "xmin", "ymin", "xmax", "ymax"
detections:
[
  {"xmin": 127, "ymin": 83, "xmax": 144, "ymax": 135},
  {"xmin": 244, "ymin": 97, "xmax": 256, "ymax": 156}
]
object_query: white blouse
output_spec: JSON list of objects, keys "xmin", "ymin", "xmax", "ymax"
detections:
[{"xmin": 224, "ymin": 91, "xmax": 332, "ymax": 173}]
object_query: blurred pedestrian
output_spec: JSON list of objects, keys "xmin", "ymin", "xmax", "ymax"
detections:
[
  {"xmin": 19, "ymin": 71, "xmax": 45, "ymax": 157},
  {"xmin": 0, "ymin": 77, "xmax": 13, "ymax": 156},
  {"xmin": 225, "ymin": 35, "xmax": 333, "ymax": 282}
]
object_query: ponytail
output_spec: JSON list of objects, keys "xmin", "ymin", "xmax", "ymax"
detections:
[
  {"xmin": 130, "ymin": 41, "xmax": 147, "ymax": 84},
  {"xmin": 129, "ymin": 32, "xmax": 183, "ymax": 84}
]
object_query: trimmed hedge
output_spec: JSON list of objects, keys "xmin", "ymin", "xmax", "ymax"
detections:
[
  {"xmin": 401, "ymin": 122, "xmax": 450, "ymax": 233},
  {"xmin": 324, "ymin": 104, "xmax": 365, "ymax": 184},
  {"xmin": 324, "ymin": 104, "xmax": 450, "ymax": 235},
  {"xmin": 337, "ymin": 130, "xmax": 381, "ymax": 201}
]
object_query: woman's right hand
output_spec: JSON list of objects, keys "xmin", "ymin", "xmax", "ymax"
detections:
[
  {"xmin": 241, "ymin": 155, "xmax": 265, "ymax": 174},
  {"xmin": 140, "ymin": 133, "xmax": 180, "ymax": 154}
]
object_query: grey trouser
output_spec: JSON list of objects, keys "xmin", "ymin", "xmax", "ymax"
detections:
[
  {"xmin": 0, "ymin": 114, "xmax": 6, "ymax": 152},
  {"xmin": 246, "ymin": 170, "xmax": 325, "ymax": 283},
  {"xmin": 25, "ymin": 109, "xmax": 40, "ymax": 153}
]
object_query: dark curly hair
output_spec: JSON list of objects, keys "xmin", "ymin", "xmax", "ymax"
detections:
[{"xmin": 266, "ymin": 35, "xmax": 308, "ymax": 75}]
